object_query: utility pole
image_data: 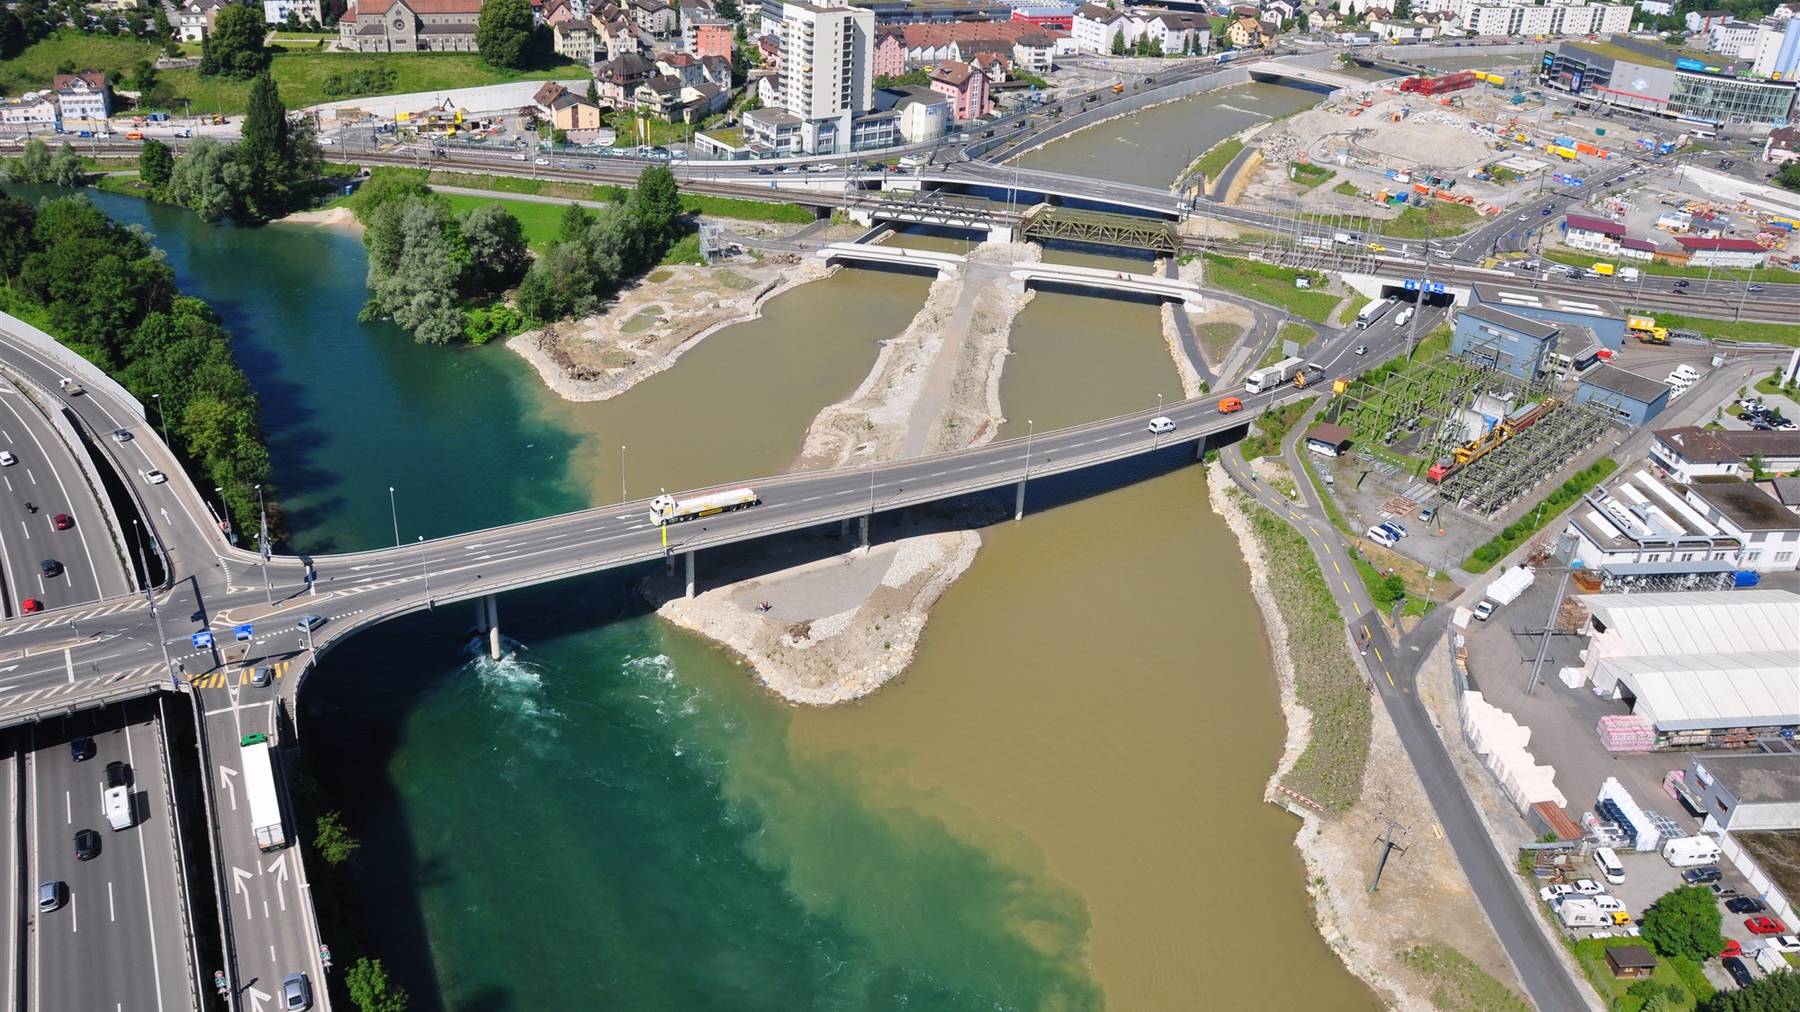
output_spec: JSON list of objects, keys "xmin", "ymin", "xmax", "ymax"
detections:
[
  {"xmin": 1405, "ymin": 206, "xmax": 1437, "ymax": 361},
  {"xmin": 256, "ymin": 483, "xmax": 273, "ymax": 608},
  {"xmin": 134, "ymin": 520, "xmax": 178, "ymax": 690},
  {"xmin": 1525, "ymin": 532, "xmax": 1581, "ymax": 694},
  {"xmin": 1369, "ymin": 816, "xmax": 1407, "ymax": 893}
]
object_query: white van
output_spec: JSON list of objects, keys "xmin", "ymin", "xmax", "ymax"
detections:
[
  {"xmin": 1661, "ymin": 835, "xmax": 1721, "ymax": 868},
  {"xmin": 1592, "ymin": 847, "xmax": 1626, "ymax": 886},
  {"xmin": 1366, "ymin": 525, "xmax": 1398, "ymax": 548}
]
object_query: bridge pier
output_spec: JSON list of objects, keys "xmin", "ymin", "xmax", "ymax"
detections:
[
  {"xmin": 474, "ymin": 595, "xmax": 501, "ymax": 660},
  {"xmin": 1014, "ymin": 479, "xmax": 1026, "ymax": 521},
  {"xmin": 684, "ymin": 550, "xmax": 696, "ymax": 599},
  {"xmin": 859, "ymin": 515, "xmax": 870, "ymax": 551}
]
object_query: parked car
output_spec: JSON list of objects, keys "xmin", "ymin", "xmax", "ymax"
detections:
[
  {"xmin": 1539, "ymin": 883, "xmax": 1575, "ymax": 902},
  {"xmin": 74, "ymin": 828, "xmax": 99, "ymax": 861},
  {"xmin": 1723, "ymin": 955, "xmax": 1754, "ymax": 989},
  {"xmin": 1746, "ymin": 916, "xmax": 1787, "ymax": 935},
  {"xmin": 1381, "ymin": 520, "xmax": 1408, "ymax": 539},
  {"xmin": 1728, "ymin": 897, "xmax": 1768, "ymax": 914},
  {"xmin": 1765, "ymin": 935, "xmax": 1800, "ymax": 953},
  {"xmin": 1682, "ymin": 867, "xmax": 1722, "ymax": 885},
  {"xmin": 1472, "ymin": 600, "xmax": 1496, "ymax": 622},
  {"xmin": 1722, "ymin": 938, "xmax": 1744, "ymax": 959},
  {"xmin": 1418, "ymin": 506, "xmax": 1437, "ymax": 523},
  {"xmin": 1572, "ymin": 879, "xmax": 1603, "ymax": 895}
]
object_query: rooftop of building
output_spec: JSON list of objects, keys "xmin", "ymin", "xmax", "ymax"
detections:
[
  {"xmin": 1674, "ymin": 236, "xmax": 1769, "ymax": 252},
  {"xmin": 1573, "ymin": 466, "xmax": 1740, "ymax": 551},
  {"xmin": 1459, "ymin": 302, "xmax": 1561, "ymax": 339},
  {"xmin": 1471, "ymin": 282, "xmax": 1624, "ymax": 323},
  {"xmin": 1655, "ymin": 425, "xmax": 1800, "ymax": 462},
  {"xmin": 1564, "ymin": 34, "xmax": 1686, "ymax": 69},
  {"xmin": 1687, "ymin": 475, "xmax": 1800, "ymax": 531},
  {"xmin": 1566, "ymin": 212, "xmax": 1625, "ymax": 236},
  {"xmin": 1580, "ymin": 363, "xmax": 1669, "ymax": 405},
  {"xmin": 1696, "ymin": 754, "xmax": 1800, "ymax": 805}
]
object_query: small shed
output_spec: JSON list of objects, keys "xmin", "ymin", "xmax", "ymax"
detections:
[
  {"xmin": 1574, "ymin": 365, "xmax": 1670, "ymax": 428},
  {"xmin": 1304, "ymin": 423, "xmax": 1353, "ymax": 457},
  {"xmin": 1604, "ymin": 945, "xmax": 1658, "ymax": 979}
]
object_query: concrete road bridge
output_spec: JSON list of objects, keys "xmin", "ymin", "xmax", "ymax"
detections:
[{"xmin": 1238, "ymin": 60, "xmax": 1381, "ymax": 94}]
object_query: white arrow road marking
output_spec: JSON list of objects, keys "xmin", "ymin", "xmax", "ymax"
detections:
[
  {"xmin": 231, "ymin": 866, "xmax": 255, "ymax": 917},
  {"xmin": 245, "ymin": 986, "xmax": 272, "ymax": 1012},
  {"xmin": 159, "ymin": 508, "xmax": 170, "ymax": 523},
  {"xmin": 218, "ymin": 766, "xmax": 238, "ymax": 810},
  {"xmin": 266, "ymin": 853, "xmax": 289, "ymax": 912}
]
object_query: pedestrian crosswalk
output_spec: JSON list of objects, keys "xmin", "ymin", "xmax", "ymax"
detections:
[
  {"xmin": 188, "ymin": 658, "xmax": 295, "ymax": 690},
  {"xmin": 0, "ymin": 596, "xmax": 146, "ymax": 636}
]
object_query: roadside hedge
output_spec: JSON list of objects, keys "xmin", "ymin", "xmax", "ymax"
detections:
[{"xmin": 1463, "ymin": 458, "xmax": 1616, "ymax": 574}]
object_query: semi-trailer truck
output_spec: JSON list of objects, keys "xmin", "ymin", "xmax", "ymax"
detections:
[
  {"xmin": 1245, "ymin": 356, "xmax": 1304, "ymax": 393},
  {"xmin": 649, "ymin": 488, "xmax": 761, "ymax": 526},
  {"xmin": 1356, "ymin": 298, "xmax": 1394, "ymax": 329},
  {"xmin": 241, "ymin": 734, "xmax": 288, "ymax": 852},
  {"xmin": 1627, "ymin": 315, "xmax": 1669, "ymax": 343}
]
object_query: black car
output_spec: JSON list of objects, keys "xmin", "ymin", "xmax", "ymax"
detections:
[
  {"xmin": 1727, "ymin": 896, "xmax": 1767, "ymax": 914},
  {"xmin": 40, "ymin": 559, "xmax": 61, "ymax": 578},
  {"xmin": 1674, "ymin": 279, "xmax": 1690, "ymax": 288},
  {"xmin": 1682, "ymin": 867, "xmax": 1722, "ymax": 885},
  {"xmin": 104, "ymin": 760, "xmax": 130, "ymax": 790},
  {"xmin": 1723, "ymin": 955, "xmax": 1754, "ymax": 989},
  {"xmin": 69, "ymin": 737, "xmax": 95, "ymax": 762},
  {"xmin": 74, "ymin": 828, "xmax": 99, "ymax": 861}
]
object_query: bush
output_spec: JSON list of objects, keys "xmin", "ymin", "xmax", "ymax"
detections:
[
  {"xmin": 1641, "ymin": 885, "xmax": 1725, "ymax": 964},
  {"xmin": 321, "ymin": 67, "xmax": 397, "ymax": 97},
  {"xmin": 1463, "ymin": 458, "xmax": 1616, "ymax": 572},
  {"xmin": 313, "ymin": 811, "xmax": 359, "ymax": 865},
  {"xmin": 463, "ymin": 303, "xmax": 521, "ymax": 345}
]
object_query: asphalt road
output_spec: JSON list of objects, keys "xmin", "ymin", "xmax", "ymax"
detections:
[
  {"xmin": 1219, "ymin": 429, "xmax": 1597, "ymax": 1012},
  {"xmin": 22, "ymin": 703, "xmax": 192, "ymax": 1012},
  {"xmin": 0, "ymin": 381, "xmax": 132, "ymax": 618}
]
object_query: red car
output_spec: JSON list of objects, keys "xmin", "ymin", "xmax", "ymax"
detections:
[
  {"xmin": 51, "ymin": 513, "xmax": 72, "ymax": 531},
  {"xmin": 20, "ymin": 598, "xmax": 41, "ymax": 614},
  {"xmin": 1721, "ymin": 939, "xmax": 1743, "ymax": 959},
  {"xmin": 1746, "ymin": 916, "xmax": 1788, "ymax": 935}
]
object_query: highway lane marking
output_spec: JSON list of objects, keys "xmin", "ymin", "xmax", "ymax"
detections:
[
  {"xmin": 63, "ymin": 648, "xmax": 72, "ymax": 684},
  {"xmin": 1385, "ymin": 670, "xmax": 1394, "ymax": 686},
  {"xmin": 25, "ymin": 468, "xmax": 35, "ymax": 486},
  {"xmin": 1341, "ymin": 579, "xmax": 1353, "ymax": 595},
  {"xmin": 64, "ymin": 789, "xmax": 70, "ymax": 824},
  {"xmin": 1331, "ymin": 558, "xmax": 1340, "ymax": 574},
  {"xmin": 18, "ymin": 521, "xmax": 27, "ymax": 541},
  {"xmin": 107, "ymin": 880, "xmax": 115, "ymax": 922},
  {"xmin": 1373, "ymin": 646, "xmax": 1384, "ymax": 664}
]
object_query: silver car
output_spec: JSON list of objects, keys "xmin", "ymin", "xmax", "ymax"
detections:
[{"xmin": 282, "ymin": 972, "xmax": 311, "ymax": 1010}]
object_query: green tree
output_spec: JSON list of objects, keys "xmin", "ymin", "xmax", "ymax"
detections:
[
  {"xmin": 475, "ymin": 0, "xmax": 534, "ymax": 69},
  {"xmin": 1707, "ymin": 970, "xmax": 1800, "ymax": 1011},
  {"xmin": 629, "ymin": 164, "xmax": 684, "ymax": 252},
  {"xmin": 347, "ymin": 168, "xmax": 433, "ymax": 222},
  {"xmin": 345, "ymin": 957, "xmax": 409, "ymax": 1012},
  {"xmin": 207, "ymin": 4, "xmax": 269, "ymax": 77},
  {"xmin": 1778, "ymin": 161, "xmax": 1800, "ymax": 193},
  {"xmin": 456, "ymin": 203, "xmax": 529, "ymax": 296},
  {"xmin": 361, "ymin": 196, "xmax": 466, "ymax": 344},
  {"xmin": 139, "ymin": 137, "xmax": 174, "ymax": 190},
  {"xmin": 1110, "ymin": 31, "xmax": 1125, "ymax": 55},
  {"xmin": 167, "ymin": 137, "xmax": 252, "ymax": 221},
  {"xmin": 714, "ymin": 0, "xmax": 738, "ymax": 19},
  {"xmin": 3, "ymin": 138, "xmax": 53, "ymax": 183},
  {"xmin": 151, "ymin": 5, "xmax": 172, "ymax": 42},
  {"xmin": 586, "ymin": 77, "xmax": 599, "ymax": 105},
  {"xmin": 0, "ymin": 8, "xmax": 27, "ymax": 59},
  {"xmin": 1393, "ymin": 0, "xmax": 1413, "ymax": 17},
  {"xmin": 1640, "ymin": 885, "xmax": 1724, "ymax": 964},
  {"xmin": 313, "ymin": 811, "xmax": 360, "ymax": 865},
  {"xmin": 515, "ymin": 240, "xmax": 598, "ymax": 323},
  {"xmin": 48, "ymin": 142, "xmax": 83, "ymax": 187},
  {"xmin": 556, "ymin": 202, "xmax": 593, "ymax": 244},
  {"xmin": 237, "ymin": 74, "xmax": 294, "ymax": 218},
  {"xmin": 0, "ymin": 195, "xmax": 39, "ymax": 278}
]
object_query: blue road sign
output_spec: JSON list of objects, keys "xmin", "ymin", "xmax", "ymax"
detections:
[
  {"xmin": 1429, "ymin": 282, "xmax": 1446, "ymax": 294},
  {"xmin": 191, "ymin": 631, "xmax": 214, "ymax": 649},
  {"xmin": 1404, "ymin": 279, "xmax": 1418, "ymax": 290},
  {"xmin": 233, "ymin": 624, "xmax": 254, "ymax": 642}
]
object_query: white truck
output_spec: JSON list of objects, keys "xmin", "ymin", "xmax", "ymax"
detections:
[
  {"xmin": 648, "ymin": 487, "xmax": 761, "ymax": 526},
  {"xmin": 1554, "ymin": 897, "xmax": 1609, "ymax": 929},
  {"xmin": 240, "ymin": 734, "xmax": 288, "ymax": 852},
  {"xmin": 1618, "ymin": 266, "xmax": 1640, "ymax": 282},
  {"xmin": 1661, "ymin": 835, "xmax": 1721, "ymax": 868},
  {"xmin": 1394, "ymin": 306, "xmax": 1415, "ymax": 328},
  {"xmin": 1245, "ymin": 356, "xmax": 1305, "ymax": 394},
  {"xmin": 102, "ymin": 761, "xmax": 133, "ymax": 831},
  {"xmin": 1356, "ymin": 298, "xmax": 1394, "ymax": 330}
]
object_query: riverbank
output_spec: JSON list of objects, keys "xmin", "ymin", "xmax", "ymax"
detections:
[
  {"xmin": 654, "ymin": 239, "xmax": 1042, "ymax": 705},
  {"xmin": 1206, "ymin": 460, "xmax": 1530, "ymax": 1011},
  {"xmin": 508, "ymin": 253, "xmax": 831, "ymax": 403},
  {"xmin": 273, "ymin": 205, "xmax": 363, "ymax": 235}
]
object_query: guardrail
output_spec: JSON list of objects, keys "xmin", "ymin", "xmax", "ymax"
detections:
[
  {"xmin": 0, "ymin": 314, "xmax": 144, "ymax": 419},
  {"xmin": 187, "ymin": 690, "xmax": 240, "ymax": 1012},
  {"xmin": 151, "ymin": 695, "xmax": 203, "ymax": 1011}
]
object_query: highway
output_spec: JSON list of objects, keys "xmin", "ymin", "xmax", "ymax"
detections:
[
  {"xmin": 0, "ymin": 376, "xmax": 133, "ymax": 618},
  {"xmin": 20, "ymin": 701, "xmax": 193, "ymax": 1012}
]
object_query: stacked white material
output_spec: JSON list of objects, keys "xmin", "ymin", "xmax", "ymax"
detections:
[
  {"xmin": 1597, "ymin": 714, "xmax": 1655, "ymax": 752},
  {"xmin": 1598, "ymin": 777, "xmax": 1663, "ymax": 852},
  {"xmin": 1487, "ymin": 565, "xmax": 1537, "ymax": 607},
  {"xmin": 1560, "ymin": 666, "xmax": 1586, "ymax": 689},
  {"xmin": 1462, "ymin": 692, "xmax": 1566, "ymax": 811}
]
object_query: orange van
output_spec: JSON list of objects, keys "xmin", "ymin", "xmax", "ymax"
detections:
[{"xmin": 1218, "ymin": 397, "xmax": 1243, "ymax": 414}]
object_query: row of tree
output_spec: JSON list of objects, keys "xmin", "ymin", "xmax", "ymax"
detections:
[
  {"xmin": 0, "ymin": 192, "xmax": 278, "ymax": 537},
  {"xmin": 1, "ymin": 140, "xmax": 86, "ymax": 187},
  {"xmin": 139, "ymin": 75, "xmax": 322, "ymax": 222},
  {"xmin": 350, "ymin": 165, "xmax": 684, "ymax": 344}
]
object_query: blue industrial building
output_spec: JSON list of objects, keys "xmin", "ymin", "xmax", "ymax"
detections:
[
  {"xmin": 1575, "ymin": 364, "xmax": 1671, "ymax": 426},
  {"xmin": 1471, "ymin": 283, "xmax": 1627, "ymax": 351},
  {"xmin": 1452, "ymin": 304, "xmax": 1562, "ymax": 380}
]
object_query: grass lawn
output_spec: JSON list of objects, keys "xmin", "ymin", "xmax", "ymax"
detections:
[
  {"xmin": 440, "ymin": 192, "xmax": 566, "ymax": 252},
  {"xmin": 1640, "ymin": 311, "xmax": 1800, "ymax": 347},
  {"xmin": 1185, "ymin": 137, "xmax": 1244, "ymax": 185},
  {"xmin": 1198, "ymin": 320, "xmax": 1240, "ymax": 362},
  {"xmin": 1569, "ymin": 939, "xmax": 1710, "ymax": 1012},
  {"xmin": 1241, "ymin": 395, "xmax": 1315, "ymax": 462},
  {"xmin": 418, "ymin": 169, "xmax": 815, "ymax": 224},
  {"xmin": 1335, "ymin": 290, "xmax": 1371, "ymax": 327},
  {"xmin": 1257, "ymin": 322, "xmax": 1316, "ymax": 368},
  {"xmin": 1333, "ymin": 180, "xmax": 1360, "ymax": 197},
  {"xmin": 1400, "ymin": 945, "xmax": 1530, "ymax": 1012},
  {"xmin": 1755, "ymin": 370, "xmax": 1800, "ymax": 397},
  {"xmin": 1202, "ymin": 254, "xmax": 1341, "ymax": 323},
  {"xmin": 1289, "ymin": 161, "xmax": 1334, "ymax": 189},
  {"xmin": 1379, "ymin": 202, "xmax": 1484, "ymax": 238},
  {"xmin": 2, "ymin": 33, "xmax": 579, "ymax": 115}
]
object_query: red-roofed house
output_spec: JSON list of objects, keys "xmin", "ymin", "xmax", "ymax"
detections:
[
  {"xmin": 1562, "ymin": 213, "xmax": 1626, "ymax": 254},
  {"xmin": 929, "ymin": 59, "xmax": 988, "ymax": 121},
  {"xmin": 1765, "ymin": 126, "xmax": 1800, "ymax": 166},
  {"xmin": 1670, "ymin": 236, "xmax": 1769, "ymax": 268},
  {"xmin": 338, "ymin": 0, "xmax": 482, "ymax": 51},
  {"xmin": 1618, "ymin": 236, "xmax": 1658, "ymax": 262}
]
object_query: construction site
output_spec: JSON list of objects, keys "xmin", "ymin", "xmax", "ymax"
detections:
[{"xmin": 1320, "ymin": 334, "xmax": 1620, "ymax": 527}]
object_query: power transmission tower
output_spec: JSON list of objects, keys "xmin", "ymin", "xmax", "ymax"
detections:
[{"xmin": 1369, "ymin": 817, "xmax": 1408, "ymax": 893}]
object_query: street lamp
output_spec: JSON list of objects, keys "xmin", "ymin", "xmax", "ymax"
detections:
[
  {"xmin": 215, "ymin": 486, "xmax": 233, "ymax": 544},
  {"xmin": 619, "ymin": 445, "xmax": 627, "ymax": 504},
  {"xmin": 255, "ymin": 483, "xmax": 273, "ymax": 608},
  {"xmin": 150, "ymin": 392, "xmax": 170, "ymax": 447},
  {"xmin": 387, "ymin": 486, "xmax": 400, "ymax": 548},
  {"xmin": 133, "ymin": 519, "xmax": 178, "ymax": 690}
]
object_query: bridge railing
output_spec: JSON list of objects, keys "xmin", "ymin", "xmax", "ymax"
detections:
[{"xmin": 0, "ymin": 313, "xmax": 146, "ymax": 418}]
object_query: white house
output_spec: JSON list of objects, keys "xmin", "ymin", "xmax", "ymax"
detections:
[
  {"xmin": 0, "ymin": 92, "xmax": 59, "ymax": 133},
  {"xmin": 263, "ymin": 0, "xmax": 322, "ymax": 22},
  {"xmin": 1682, "ymin": 477, "xmax": 1800, "ymax": 572},
  {"xmin": 1072, "ymin": 2, "xmax": 1124, "ymax": 52},
  {"xmin": 53, "ymin": 72, "xmax": 110, "ymax": 128}
]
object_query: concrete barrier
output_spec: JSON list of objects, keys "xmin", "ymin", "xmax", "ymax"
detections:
[{"xmin": 0, "ymin": 312, "xmax": 146, "ymax": 419}]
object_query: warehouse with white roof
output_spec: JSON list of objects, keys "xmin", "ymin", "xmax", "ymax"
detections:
[{"xmin": 1578, "ymin": 590, "xmax": 1800, "ymax": 749}]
